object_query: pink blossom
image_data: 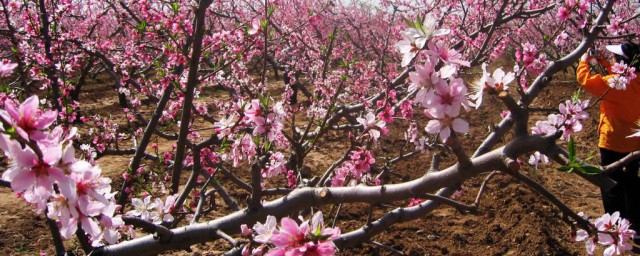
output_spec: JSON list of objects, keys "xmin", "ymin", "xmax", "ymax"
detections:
[
  {"xmin": 47, "ymin": 194, "xmax": 80, "ymax": 239},
  {"xmin": 408, "ymin": 198, "xmax": 425, "ymax": 207},
  {"xmin": 559, "ymin": 117, "xmax": 583, "ymax": 140},
  {"xmin": 611, "ymin": 62, "xmax": 628, "ymax": 74},
  {"xmin": 241, "ymin": 224, "xmax": 253, "ymax": 237},
  {"xmin": 267, "ymin": 212, "xmax": 339, "ymax": 256},
  {"xmin": 607, "ymin": 75, "xmax": 628, "ymax": 90},
  {"xmin": 528, "ymin": 151, "xmax": 549, "ymax": 168},
  {"xmin": 596, "ymin": 212, "xmax": 636, "ymax": 256},
  {"xmin": 152, "ymin": 194, "xmax": 177, "ymax": 224},
  {"xmin": 408, "ymin": 60, "xmax": 438, "ymax": 92},
  {"xmin": 286, "ymin": 170, "xmax": 297, "ymax": 189},
  {"xmin": 521, "ymin": 42, "xmax": 538, "ymax": 67},
  {"xmin": 395, "ymin": 16, "xmax": 450, "ymax": 67},
  {"xmin": 532, "ymin": 114, "xmax": 564, "ymax": 136},
  {"xmin": 253, "ymin": 215, "xmax": 278, "ymax": 243},
  {"xmin": 554, "ymin": 31, "xmax": 569, "ymax": 46},
  {"xmin": 248, "ymin": 19, "xmax": 261, "ymax": 35},
  {"xmin": 356, "ymin": 112, "xmax": 386, "ymax": 140},
  {"xmin": 426, "ymin": 78, "xmax": 470, "ymax": 116},
  {"xmin": 556, "ymin": 7, "xmax": 570, "ymax": 20},
  {"xmin": 575, "ymin": 211, "xmax": 637, "ymax": 256},
  {"xmin": 0, "ymin": 95, "xmax": 57, "ymax": 140},
  {"xmin": 0, "ymin": 138, "xmax": 75, "ymax": 212},
  {"xmin": 127, "ymin": 195, "xmax": 158, "ymax": 222},
  {"xmin": 253, "ymin": 113, "xmax": 284, "ymax": 142},
  {"xmin": 377, "ymin": 107, "xmax": 394, "ymax": 124},
  {"xmin": 400, "ymin": 100, "xmax": 414, "ymax": 120},
  {"xmin": 559, "ymin": 99, "xmax": 589, "ymax": 120},
  {"xmin": 424, "ymin": 108, "xmax": 469, "ymax": 142},
  {"xmin": 213, "ymin": 115, "xmax": 236, "ymax": 139},
  {"xmin": 330, "ymin": 163, "xmax": 355, "ymax": 187},
  {"xmin": 405, "ymin": 122, "xmax": 419, "ymax": 143},
  {"xmin": 427, "ymin": 41, "xmax": 470, "ymax": 67},
  {"xmin": 608, "ymin": 61, "xmax": 636, "ymax": 90},
  {"xmin": 0, "ymin": 62, "xmax": 18, "ymax": 77},
  {"xmin": 471, "ymin": 64, "xmax": 515, "ymax": 109},
  {"xmin": 351, "ymin": 150, "xmax": 375, "ymax": 174},
  {"xmin": 262, "ymin": 152, "xmax": 287, "ymax": 178},
  {"xmin": 607, "ymin": 16, "xmax": 625, "ymax": 36},
  {"xmin": 575, "ymin": 229, "xmax": 596, "ymax": 255},
  {"xmin": 269, "ymin": 217, "xmax": 309, "ymax": 253},
  {"xmin": 531, "ymin": 54, "xmax": 548, "ymax": 73},
  {"xmin": 244, "ymin": 99, "xmax": 263, "ymax": 122}
]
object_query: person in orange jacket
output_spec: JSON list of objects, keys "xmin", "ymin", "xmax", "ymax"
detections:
[{"xmin": 576, "ymin": 42, "xmax": 640, "ymax": 236}]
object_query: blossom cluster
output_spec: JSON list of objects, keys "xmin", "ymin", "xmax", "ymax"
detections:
[
  {"xmin": 0, "ymin": 96, "xmax": 123, "ymax": 245},
  {"xmin": 516, "ymin": 42, "xmax": 548, "ymax": 75},
  {"xmin": 397, "ymin": 16, "xmax": 472, "ymax": 142},
  {"xmin": 126, "ymin": 194, "xmax": 177, "ymax": 224},
  {"xmin": 556, "ymin": 0, "xmax": 590, "ymax": 21},
  {"xmin": 213, "ymin": 98, "xmax": 291, "ymax": 180},
  {"xmin": 331, "ymin": 149, "xmax": 378, "ymax": 187},
  {"xmin": 575, "ymin": 211, "xmax": 636, "ymax": 256},
  {"xmin": 527, "ymin": 99, "xmax": 589, "ymax": 167},
  {"xmin": 240, "ymin": 211, "xmax": 341, "ymax": 256},
  {"xmin": 608, "ymin": 61, "xmax": 637, "ymax": 90},
  {"xmin": 405, "ymin": 121, "xmax": 430, "ymax": 153},
  {"xmin": 532, "ymin": 99, "xmax": 590, "ymax": 141}
]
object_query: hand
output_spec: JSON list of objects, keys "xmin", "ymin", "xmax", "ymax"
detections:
[{"xmin": 580, "ymin": 50, "xmax": 592, "ymax": 62}]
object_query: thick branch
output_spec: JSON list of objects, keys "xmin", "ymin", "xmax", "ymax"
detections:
[{"xmin": 93, "ymin": 135, "xmax": 615, "ymax": 255}]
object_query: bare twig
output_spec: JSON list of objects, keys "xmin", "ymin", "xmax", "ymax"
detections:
[
  {"xmin": 369, "ymin": 240, "xmax": 406, "ymax": 255},
  {"xmin": 45, "ymin": 209, "xmax": 66, "ymax": 255},
  {"xmin": 501, "ymin": 168, "xmax": 594, "ymax": 233},
  {"xmin": 418, "ymin": 193, "xmax": 477, "ymax": 213},
  {"xmin": 122, "ymin": 217, "xmax": 173, "ymax": 243},
  {"xmin": 473, "ymin": 171, "xmax": 500, "ymax": 209},
  {"xmin": 603, "ymin": 150, "xmax": 640, "ymax": 174}
]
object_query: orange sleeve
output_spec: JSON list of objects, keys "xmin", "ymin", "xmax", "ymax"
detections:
[{"xmin": 576, "ymin": 60, "xmax": 609, "ymax": 97}]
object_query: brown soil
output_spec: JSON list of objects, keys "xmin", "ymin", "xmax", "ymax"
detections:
[{"xmin": 0, "ymin": 70, "xmax": 614, "ymax": 255}]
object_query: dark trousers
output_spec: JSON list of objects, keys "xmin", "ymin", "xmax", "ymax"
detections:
[{"xmin": 600, "ymin": 148, "xmax": 640, "ymax": 230}]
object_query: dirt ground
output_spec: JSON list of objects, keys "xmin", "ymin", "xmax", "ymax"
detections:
[{"xmin": 0, "ymin": 69, "xmax": 616, "ymax": 255}]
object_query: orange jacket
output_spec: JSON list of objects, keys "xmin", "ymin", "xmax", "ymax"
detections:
[{"xmin": 576, "ymin": 60, "xmax": 640, "ymax": 153}]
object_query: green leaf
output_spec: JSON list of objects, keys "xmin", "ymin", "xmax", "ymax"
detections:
[
  {"xmin": 415, "ymin": 15, "xmax": 424, "ymax": 30},
  {"xmin": 584, "ymin": 150, "xmax": 597, "ymax": 162},
  {"xmin": 401, "ymin": 15, "xmax": 416, "ymax": 28},
  {"xmin": 136, "ymin": 20, "xmax": 147, "ymax": 33},
  {"xmin": 5, "ymin": 126, "xmax": 15, "ymax": 136},
  {"xmin": 571, "ymin": 88, "xmax": 583, "ymax": 103},
  {"xmin": 267, "ymin": 6, "xmax": 277, "ymax": 16},
  {"xmin": 567, "ymin": 137, "xmax": 576, "ymax": 162},
  {"xmin": 577, "ymin": 165, "xmax": 603, "ymax": 175},
  {"xmin": 264, "ymin": 140, "xmax": 272, "ymax": 151},
  {"xmin": 556, "ymin": 166, "xmax": 572, "ymax": 172},
  {"xmin": 171, "ymin": 3, "xmax": 180, "ymax": 14}
]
